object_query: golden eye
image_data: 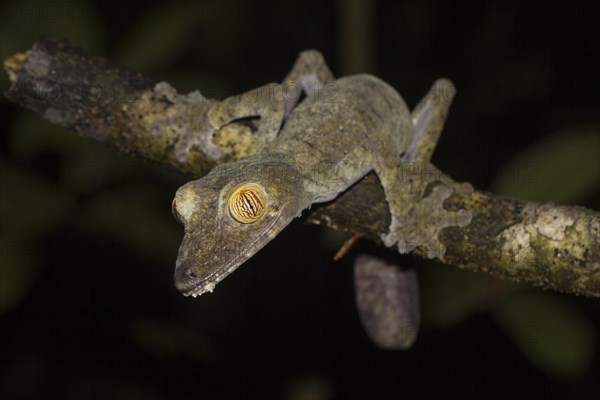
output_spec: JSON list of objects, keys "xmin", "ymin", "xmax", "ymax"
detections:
[{"xmin": 229, "ymin": 183, "xmax": 266, "ymax": 224}]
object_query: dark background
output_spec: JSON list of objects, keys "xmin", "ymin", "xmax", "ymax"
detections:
[{"xmin": 1, "ymin": 1, "xmax": 599, "ymax": 399}]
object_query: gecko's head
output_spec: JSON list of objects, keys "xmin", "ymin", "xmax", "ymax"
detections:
[{"xmin": 172, "ymin": 155, "xmax": 307, "ymax": 297}]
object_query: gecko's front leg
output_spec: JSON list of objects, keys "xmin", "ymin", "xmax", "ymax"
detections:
[
  {"xmin": 282, "ymin": 49, "xmax": 335, "ymax": 117},
  {"xmin": 378, "ymin": 79, "xmax": 472, "ymax": 259},
  {"xmin": 207, "ymin": 83, "xmax": 286, "ymax": 151},
  {"xmin": 206, "ymin": 50, "xmax": 334, "ymax": 150}
]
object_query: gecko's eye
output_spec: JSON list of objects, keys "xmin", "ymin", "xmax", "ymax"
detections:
[{"xmin": 228, "ymin": 183, "xmax": 267, "ymax": 224}]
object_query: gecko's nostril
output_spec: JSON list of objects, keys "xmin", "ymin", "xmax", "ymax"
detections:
[{"xmin": 188, "ymin": 271, "xmax": 197, "ymax": 279}]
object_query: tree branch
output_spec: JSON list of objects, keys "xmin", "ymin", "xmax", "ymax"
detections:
[{"xmin": 4, "ymin": 38, "xmax": 600, "ymax": 297}]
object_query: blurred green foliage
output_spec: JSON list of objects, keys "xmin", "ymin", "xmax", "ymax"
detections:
[
  {"xmin": 495, "ymin": 290, "xmax": 596, "ymax": 379},
  {"xmin": 0, "ymin": 0, "xmax": 105, "ymax": 92},
  {"xmin": 1, "ymin": 0, "xmax": 599, "ymax": 398},
  {"xmin": 0, "ymin": 232, "xmax": 36, "ymax": 313},
  {"xmin": 112, "ymin": 1, "xmax": 205, "ymax": 73},
  {"xmin": 0, "ymin": 160, "xmax": 65, "ymax": 312},
  {"xmin": 491, "ymin": 125, "xmax": 600, "ymax": 204}
]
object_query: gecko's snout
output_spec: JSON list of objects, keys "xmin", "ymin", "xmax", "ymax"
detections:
[{"xmin": 173, "ymin": 261, "xmax": 200, "ymax": 294}]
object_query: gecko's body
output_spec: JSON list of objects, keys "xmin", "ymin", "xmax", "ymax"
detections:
[
  {"xmin": 172, "ymin": 51, "xmax": 471, "ymax": 349},
  {"xmin": 269, "ymin": 75, "xmax": 411, "ymax": 203}
]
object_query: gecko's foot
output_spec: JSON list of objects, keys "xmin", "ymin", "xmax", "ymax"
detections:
[
  {"xmin": 148, "ymin": 82, "xmax": 221, "ymax": 163},
  {"xmin": 381, "ymin": 183, "xmax": 472, "ymax": 259}
]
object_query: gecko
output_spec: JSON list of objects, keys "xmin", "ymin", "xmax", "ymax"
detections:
[{"xmin": 171, "ymin": 51, "xmax": 472, "ymax": 349}]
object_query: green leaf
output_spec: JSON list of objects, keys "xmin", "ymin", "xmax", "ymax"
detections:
[
  {"xmin": 126, "ymin": 318, "xmax": 218, "ymax": 361},
  {"xmin": 9, "ymin": 111, "xmax": 95, "ymax": 161},
  {"xmin": 491, "ymin": 125, "xmax": 600, "ymax": 203},
  {"xmin": 112, "ymin": 1, "xmax": 203, "ymax": 73},
  {"xmin": 0, "ymin": 234, "xmax": 37, "ymax": 314},
  {"xmin": 0, "ymin": 160, "xmax": 67, "ymax": 238},
  {"xmin": 81, "ymin": 185, "xmax": 181, "ymax": 263},
  {"xmin": 493, "ymin": 290, "xmax": 596, "ymax": 379},
  {"xmin": 0, "ymin": 0, "xmax": 105, "ymax": 85},
  {"xmin": 419, "ymin": 260, "xmax": 515, "ymax": 327}
]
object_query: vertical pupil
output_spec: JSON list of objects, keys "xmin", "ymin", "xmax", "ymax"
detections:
[
  {"xmin": 230, "ymin": 185, "xmax": 265, "ymax": 223},
  {"xmin": 243, "ymin": 193, "xmax": 256, "ymax": 213}
]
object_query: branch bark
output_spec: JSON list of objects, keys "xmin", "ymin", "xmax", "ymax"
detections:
[{"xmin": 4, "ymin": 38, "xmax": 600, "ymax": 297}]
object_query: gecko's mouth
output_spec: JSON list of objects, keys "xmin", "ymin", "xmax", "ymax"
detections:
[
  {"xmin": 181, "ymin": 255, "xmax": 246, "ymax": 298},
  {"xmin": 179, "ymin": 207, "xmax": 285, "ymax": 298}
]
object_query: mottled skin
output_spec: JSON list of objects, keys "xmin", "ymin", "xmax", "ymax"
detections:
[{"xmin": 172, "ymin": 51, "xmax": 471, "ymax": 348}]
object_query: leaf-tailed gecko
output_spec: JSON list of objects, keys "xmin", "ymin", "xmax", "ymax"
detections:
[{"xmin": 171, "ymin": 51, "xmax": 472, "ymax": 348}]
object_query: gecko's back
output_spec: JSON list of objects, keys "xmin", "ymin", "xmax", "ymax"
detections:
[{"xmin": 271, "ymin": 74, "xmax": 412, "ymax": 202}]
